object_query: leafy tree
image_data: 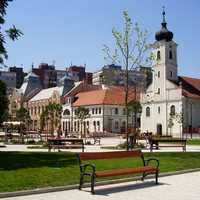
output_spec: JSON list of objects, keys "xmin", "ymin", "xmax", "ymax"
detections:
[
  {"xmin": 16, "ymin": 106, "xmax": 31, "ymax": 142},
  {"xmin": 40, "ymin": 103, "xmax": 62, "ymax": 136},
  {"xmin": 103, "ymin": 11, "xmax": 152, "ymax": 150},
  {"xmin": 75, "ymin": 106, "xmax": 90, "ymax": 138},
  {"xmin": 0, "ymin": 0, "xmax": 23, "ymax": 67},
  {"xmin": 0, "ymin": 80, "xmax": 8, "ymax": 125}
]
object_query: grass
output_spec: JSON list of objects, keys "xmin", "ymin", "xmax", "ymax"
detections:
[
  {"xmin": 0, "ymin": 151, "xmax": 200, "ymax": 192},
  {"xmin": 186, "ymin": 139, "xmax": 200, "ymax": 145}
]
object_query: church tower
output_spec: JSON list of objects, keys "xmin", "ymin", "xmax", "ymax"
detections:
[{"xmin": 152, "ymin": 8, "xmax": 178, "ymax": 97}]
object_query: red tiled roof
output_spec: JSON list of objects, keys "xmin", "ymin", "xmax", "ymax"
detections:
[
  {"xmin": 179, "ymin": 76, "xmax": 200, "ymax": 99},
  {"xmin": 73, "ymin": 86, "xmax": 140, "ymax": 106}
]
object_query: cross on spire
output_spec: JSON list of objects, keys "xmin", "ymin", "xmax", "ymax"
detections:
[{"xmin": 162, "ymin": 6, "xmax": 166, "ymax": 23}]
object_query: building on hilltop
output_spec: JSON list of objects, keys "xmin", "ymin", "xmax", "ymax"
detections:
[{"xmin": 141, "ymin": 9, "xmax": 200, "ymax": 137}]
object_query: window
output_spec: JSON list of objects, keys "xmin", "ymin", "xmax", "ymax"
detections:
[
  {"xmin": 115, "ymin": 108, "xmax": 118, "ymax": 115},
  {"xmin": 146, "ymin": 107, "xmax": 150, "ymax": 117},
  {"xmin": 115, "ymin": 121, "xmax": 119, "ymax": 129},
  {"xmin": 97, "ymin": 121, "xmax": 100, "ymax": 131},
  {"xmin": 158, "ymin": 106, "xmax": 160, "ymax": 114},
  {"xmin": 74, "ymin": 121, "xmax": 76, "ymax": 132},
  {"xmin": 170, "ymin": 105, "xmax": 175, "ymax": 116},
  {"xmin": 92, "ymin": 108, "xmax": 94, "ymax": 114},
  {"xmin": 169, "ymin": 50, "xmax": 173, "ymax": 59},
  {"xmin": 157, "ymin": 51, "xmax": 161, "ymax": 60},
  {"xmin": 123, "ymin": 108, "xmax": 126, "ymax": 115},
  {"xmin": 170, "ymin": 71, "xmax": 173, "ymax": 78},
  {"xmin": 95, "ymin": 108, "xmax": 98, "ymax": 114},
  {"xmin": 63, "ymin": 109, "xmax": 70, "ymax": 115},
  {"xmin": 158, "ymin": 71, "xmax": 160, "ymax": 78},
  {"xmin": 99, "ymin": 108, "xmax": 101, "ymax": 114},
  {"xmin": 157, "ymin": 88, "xmax": 160, "ymax": 94}
]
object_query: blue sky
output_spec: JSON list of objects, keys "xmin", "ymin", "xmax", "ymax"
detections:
[{"xmin": 4, "ymin": 0, "xmax": 200, "ymax": 77}]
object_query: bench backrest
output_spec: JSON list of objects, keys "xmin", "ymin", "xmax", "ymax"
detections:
[{"xmin": 78, "ymin": 150, "xmax": 143, "ymax": 161}]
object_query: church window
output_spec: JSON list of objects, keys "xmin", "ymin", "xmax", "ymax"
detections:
[
  {"xmin": 169, "ymin": 50, "xmax": 173, "ymax": 59},
  {"xmin": 157, "ymin": 51, "xmax": 161, "ymax": 60},
  {"xmin": 158, "ymin": 71, "xmax": 160, "ymax": 78},
  {"xmin": 146, "ymin": 107, "xmax": 150, "ymax": 117},
  {"xmin": 170, "ymin": 105, "xmax": 175, "ymax": 116}
]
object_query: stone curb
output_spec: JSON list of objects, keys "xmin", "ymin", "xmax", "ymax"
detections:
[{"xmin": 1, "ymin": 168, "xmax": 200, "ymax": 199}]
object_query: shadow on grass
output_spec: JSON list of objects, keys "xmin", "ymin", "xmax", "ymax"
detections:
[
  {"xmin": 92, "ymin": 181, "xmax": 167, "ymax": 196},
  {"xmin": 0, "ymin": 151, "xmax": 78, "ymax": 170}
]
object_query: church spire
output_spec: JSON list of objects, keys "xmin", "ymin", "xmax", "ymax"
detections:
[
  {"xmin": 155, "ymin": 7, "xmax": 173, "ymax": 42},
  {"xmin": 161, "ymin": 6, "xmax": 167, "ymax": 28}
]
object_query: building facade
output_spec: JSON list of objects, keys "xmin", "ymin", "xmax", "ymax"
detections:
[
  {"xmin": 92, "ymin": 64, "xmax": 150, "ymax": 88},
  {"xmin": 141, "ymin": 10, "xmax": 200, "ymax": 137},
  {"xmin": 62, "ymin": 86, "xmax": 140, "ymax": 137}
]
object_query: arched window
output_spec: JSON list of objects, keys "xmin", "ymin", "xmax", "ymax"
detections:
[
  {"xmin": 169, "ymin": 50, "xmax": 173, "ymax": 59},
  {"xmin": 158, "ymin": 71, "xmax": 160, "ymax": 78},
  {"xmin": 146, "ymin": 107, "xmax": 150, "ymax": 117},
  {"xmin": 170, "ymin": 105, "xmax": 175, "ymax": 115},
  {"xmin": 157, "ymin": 51, "xmax": 161, "ymax": 60},
  {"xmin": 63, "ymin": 109, "xmax": 70, "ymax": 115}
]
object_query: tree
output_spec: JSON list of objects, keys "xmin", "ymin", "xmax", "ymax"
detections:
[
  {"xmin": 0, "ymin": 80, "xmax": 8, "ymax": 125},
  {"xmin": 128, "ymin": 100, "xmax": 142, "ymax": 129},
  {"xmin": 103, "ymin": 11, "xmax": 152, "ymax": 150},
  {"xmin": 75, "ymin": 106, "xmax": 90, "ymax": 138},
  {"xmin": 40, "ymin": 103, "xmax": 62, "ymax": 136},
  {"xmin": 0, "ymin": 0, "xmax": 23, "ymax": 68},
  {"xmin": 128, "ymin": 100, "xmax": 142, "ymax": 148},
  {"xmin": 16, "ymin": 106, "xmax": 31, "ymax": 142}
]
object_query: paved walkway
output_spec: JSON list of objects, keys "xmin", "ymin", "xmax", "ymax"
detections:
[
  {"xmin": 1, "ymin": 136, "xmax": 200, "ymax": 152},
  {"xmin": 3, "ymin": 171, "xmax": 200, "ymax": 200}
]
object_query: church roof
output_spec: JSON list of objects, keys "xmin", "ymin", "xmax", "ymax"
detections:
[{"xmin": 179, "ymin": 76, "xmax": 200, "ymax": 99}]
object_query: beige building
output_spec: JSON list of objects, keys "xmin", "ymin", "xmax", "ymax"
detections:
[{"xmin": 28, "ymin": 86, "xmax": 63, "ymax": 131}]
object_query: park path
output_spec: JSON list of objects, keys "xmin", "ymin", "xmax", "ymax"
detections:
[{"xmin": 2, "ymin": 171, "xmax": 200, "ymax": 200}]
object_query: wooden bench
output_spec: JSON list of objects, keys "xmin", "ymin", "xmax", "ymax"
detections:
[
  {"xmin": 149, "ymin": 138, "xmax": 186, "ymax": 152},
  {"xmin": 48, "ymin": 138, "xmax": 84, "ymax": 152},
  {"xmin": 77, "ymin": 150, "xmax": 159, "ymax": 194}
]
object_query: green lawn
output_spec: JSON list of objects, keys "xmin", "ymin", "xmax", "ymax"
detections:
[
  {"xmin": 0, "ymin": 151, "xmax": 200, "ymax": 192},
  {"xmin": 187, "ymin": 139, "xmax": 200, "ymax": 145}
]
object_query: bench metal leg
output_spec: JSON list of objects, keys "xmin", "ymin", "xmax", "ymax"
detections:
[
  {"xmin": 155, "ymin": 171, "xmax": 159, "ymax": 184},
  {"xmin": 79, "ymin": 174, "xmax": 84, "ymax": 190},
  {"xmin": 91, "ymin": 175, "xmax": 95, "ymax": 194},
  {"xmin": 141, "ymin": 172, "xmax": 146, "ymax": 181}
]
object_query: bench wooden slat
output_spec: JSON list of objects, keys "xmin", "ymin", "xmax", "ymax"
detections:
[
  {"xmin": 79, "ymin": 150, "xmax": 143, "ymax": 161},
  {"xmin": 95, "ymin": 166, "xmax": 157, "ymax": 177}
]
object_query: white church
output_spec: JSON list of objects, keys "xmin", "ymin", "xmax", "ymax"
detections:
[{"xmin": 141, "ymin": 10, "xmax": 200, "ymax": 137}]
